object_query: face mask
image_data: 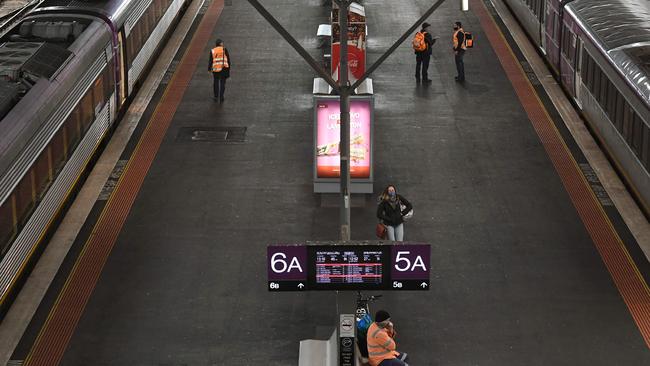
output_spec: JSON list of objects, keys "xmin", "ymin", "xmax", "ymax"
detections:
[
  {"xmin": 454, "ymin": 27, "xmax": 459, "ymax": 30},
  {"xmin": 389, "ymin": 191, "xmax": 396, "ymax": 197}
]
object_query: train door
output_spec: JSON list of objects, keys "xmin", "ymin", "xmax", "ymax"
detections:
[
  {"xmin": 574, "ymin": 40, "xmax": 583, "ymax": 108},
  {"xmin": 117, "ymin": 30, "xmax": 127, "ymax": 106}
]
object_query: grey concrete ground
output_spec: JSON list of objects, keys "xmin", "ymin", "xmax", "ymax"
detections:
[{"xmin": 52, "ymin": 0, "xmax": 650, "ymax": 365}]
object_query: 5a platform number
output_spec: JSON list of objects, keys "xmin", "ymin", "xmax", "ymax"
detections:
[{"xmin": 394, "ymin": 251, "xmax": 427, "ymax": 272}]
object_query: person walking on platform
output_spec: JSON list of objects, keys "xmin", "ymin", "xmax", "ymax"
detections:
[
  {"xmin": 367, "ymin": 310, "xmax": 409, "ymax": 366},
  {"xmin": 208, "ymin": 38, "xmax": 230, "ymax": 102},
  {"xmin": 413, "ymin": 22, "xmax": 435, "ymax": 83},
  {"xmin": 452, "ymin": 21, "xmax": 466, "ymax": 82},
  {"xmin": 377, "ymin": 185, "xmax": 412, "ymax": 241}
]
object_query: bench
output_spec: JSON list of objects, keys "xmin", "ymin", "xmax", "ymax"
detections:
[{"xmin": 298, "ymin": 328, "xmax": 369, "ymax": 366}]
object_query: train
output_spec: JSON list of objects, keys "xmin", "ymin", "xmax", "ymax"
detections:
[
  {"xmin": 502, "ymin": 0, "xmax": 650, "ymax": 214},
  {"xmin": 0, "ymin": 0, "xmax": 189, "ymax": 314}
]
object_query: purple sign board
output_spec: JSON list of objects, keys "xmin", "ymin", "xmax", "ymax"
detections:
[
  {"xmin": 391, "ymin": 244, "xmax": 431, "ymax": 279},
  {"xmin": 268, "ymin": 245, "xmax": 307, "ymax": 291},
  {"xmin": 268, "ymin": 243, "xmax": 430, "ymax": 291}
]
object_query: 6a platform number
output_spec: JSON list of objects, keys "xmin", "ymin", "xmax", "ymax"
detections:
[{"xmin": 271, "ymin": 252, "xmax": 304, "ymax": 274}]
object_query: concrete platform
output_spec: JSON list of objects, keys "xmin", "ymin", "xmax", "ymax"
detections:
[{"xmin": 8, "ymin": 0, "xmax": 650, "ymax": 365}]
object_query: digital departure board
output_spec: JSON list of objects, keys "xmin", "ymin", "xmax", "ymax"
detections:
[
  {"xmin": 267, "ymin": 243, "xmax": 430, "ymax": 291},
  {"xmin": 313, "ymin": 247, "xmax": 386, "ymax": 289}
]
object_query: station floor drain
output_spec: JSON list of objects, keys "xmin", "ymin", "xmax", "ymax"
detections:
[{"xmin": 177, "ymin": 127, "xmax": 246, "ymax": 143}]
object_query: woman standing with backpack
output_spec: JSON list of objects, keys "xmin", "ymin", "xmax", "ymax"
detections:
[{"xmin": 377, "ymin": 185, "xmax": 413, "ymax": 241}]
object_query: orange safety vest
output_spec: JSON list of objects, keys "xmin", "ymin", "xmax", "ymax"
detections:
[
  {"xmin": 211, "ymin": 46, "xmax": 229, "ymax": 72},
  {"xmin": 453, "ymin": 29, "xmax": 467, "ymax": 50},
  {"xmin": 366, "ymin": 322, "xmax": 399, "ymax": 366}
]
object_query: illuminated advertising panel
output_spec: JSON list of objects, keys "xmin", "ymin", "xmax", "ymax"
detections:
[{"xmin": 315, "ymin": 97, "xmax": 371, "ymax": 179}]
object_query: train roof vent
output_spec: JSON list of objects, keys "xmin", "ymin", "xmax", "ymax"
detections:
[
  {"xmin": 22, "ymin": 42, "xmax": 71, "ymax": 79},
  {"xmin": 0, "ymin": 42, "xmax": 42, "ymax": 81}
]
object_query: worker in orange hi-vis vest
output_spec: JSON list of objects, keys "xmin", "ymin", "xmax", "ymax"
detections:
[
  {"xmin": 452, "ymin": 21, "xmax": 466, "ymax": 82},
  {"xmin": 412, "ymin": 22, "xmax": 436, "ymax": 83},
  {"xmin": 366, "ymin": 310, "xmax": 410, "ymax": 366},
  {"xmin": 208, "ymin": 39, "xmax": 230, "ymax": 102}
]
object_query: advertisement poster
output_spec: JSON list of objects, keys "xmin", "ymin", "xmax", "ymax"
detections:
[
  {"xmin": 331, "ymin": 4, "xmax": 366, "ymax": 83},
  {"xmin": 315, "ymin": 98, "xmax": 371, "ymax": 179}
]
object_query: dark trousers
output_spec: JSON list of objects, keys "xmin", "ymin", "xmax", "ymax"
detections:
[
  {"xmin": 212, "ymin": 73, "xmax": 226, "ymax": 99},
  {"xmin": 415, "ymin": 52, "xmax": 430, "ymax": 80},
  {"xmin": 455, "ymin": 49, "xmax": 465, "ymax": 80},
  {"xmin": 378, "ymin": 352, "xmax": 409, "ymax": 366}
]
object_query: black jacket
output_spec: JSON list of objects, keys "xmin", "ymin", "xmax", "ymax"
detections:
[
  {"xmin": 377, "ymin": 195, "xmax": 412, "ymax": 227},
  {"xmin": 415, "ymin": 31, "xmax": 435, "ymax": 55},
  {"xmin": 208, "ymin": 47, "xmax": 230, "ymax": 78}
]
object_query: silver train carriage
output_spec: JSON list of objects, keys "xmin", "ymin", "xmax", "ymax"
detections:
[
  {"xmin": 502, "ymin": 0, "xmax": 650, "ymax": 215},
  {"xmin": 0, "ymin": 0, "xmax": 188, "ymax": 315}
]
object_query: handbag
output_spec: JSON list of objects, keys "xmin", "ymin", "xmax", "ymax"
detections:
[
  {"xmin": 400, "ymin": 202, "xmax": 413, "ymax": 220},
  {"xmin": 376, "ymin": 223, "xmax": 387, "ymax": 239}
]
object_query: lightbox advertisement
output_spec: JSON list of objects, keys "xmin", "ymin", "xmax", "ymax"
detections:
[{"xmin": 315, "ymin": 97, "xmax": 371, "ymax": 179}]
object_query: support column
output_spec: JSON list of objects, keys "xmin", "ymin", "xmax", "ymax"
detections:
[{"xmin": 339, "ymin": 0, "xmax": 351, "ymax": 242}]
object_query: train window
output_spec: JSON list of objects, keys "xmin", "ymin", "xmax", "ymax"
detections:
[
  {"xmin": 142, "ymin": 11, "xmax": 151, "ymax": 40},
  {"xmin": 606, "ymin": 82, "xmax": 617, "ymax": 118},
  {"xmin": 641, "ymin": 125, "xmax": 650, "ymax": 172},
  {"xmin": 599, "ymin": 73, "xmax": 608, "ymax": 105},
  {"xmin": 93, "ymin": 77, "xmax": 104, "ymax": 112},
  {"xmin": 14, "ymin": 173, "xmax": 34, "ymax": 227},
  {"xmin": 585, "ymin": 53, "xmax": 596, "ymax": 94},
  {"xmin": 126, "ymin": 34, "xmax": 133, "ymax": 68},
  {"xmin": 567, "ymin": 33, "xmax": 577, "ymax": 65},
  {"xmin": 0, "ymin": 200, "xmax": 14, "ymax": 254},
  {"xmin": 153, "ymin": 0, "xmax": 161, "ymax": 22},
  {"xmin": 560, "ymin": 26, "xmax": 567, "ymax": 56},
  {"xmin": 581, "ymin": 50, "xmax": 589, "ymax": 81},
  {"xmin": 592, "ymin": 64, "xmax": 600, "ymax": 99},
  {"xmin": 623, "ymin": 105, "xmax": 633, "ymax": 142},
  {"xmin": 80, "ymin": 92, "xmax": 94, "ymax": 132},
  {"xmin": 50, "ymin": 128, "xmax": 66, "ymax": 175},
  {"xmin": 64, "ymin": 112, "xmax": 80, "ymax": 153},
  {"xmin": 33, "ymin": 148, "xmax": 51, "ymax": 200},
  {"xmin": 631, "ymin": 112, "xmax": 643, "ymax": 155},
  {"xmin": 615, "ymin": 93, "xmax": 625, "ymax": 132},
  {"xmin": 103, "ymin": 63, "xmax": 113, "ymax": 102}
]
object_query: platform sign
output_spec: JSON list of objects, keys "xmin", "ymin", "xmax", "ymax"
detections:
[
  {"xmin": 313, "ymin": 95, "xmax": 374, "ymax": 193},
  {"xmin": 267, "ymin": 245, "xmax": 307, "ymax": 291},
  {"xmin": 268, "ymin": 243, "xmax": 430, "ymax": 291},
  {"xmin": 390, "ymin": 244, "xmax": 431, "ymax": 290}
]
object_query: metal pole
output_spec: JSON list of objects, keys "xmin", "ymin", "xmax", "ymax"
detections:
[
  {"xmin": 350, "ymin": 0, "xmax": 448, "ymax": 90},
  {"xmin": 246, "ymin": 0, "xmax": 340, "ymax": 92},
  {"xmin": 339, "ymin": 0, "xmax": 351, "ymax": 242}
]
